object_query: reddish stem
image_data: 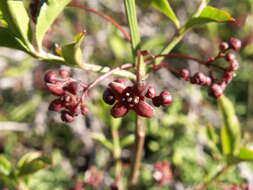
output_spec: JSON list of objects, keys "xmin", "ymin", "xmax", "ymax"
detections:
[{"xmin": 68, "ymin": 2, "xmax": 131, "ymax": 41}]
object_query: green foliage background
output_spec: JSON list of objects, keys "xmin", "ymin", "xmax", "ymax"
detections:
[{"xmin": 0, "ymin": 0, "xmax": 253, "ymax": 189}]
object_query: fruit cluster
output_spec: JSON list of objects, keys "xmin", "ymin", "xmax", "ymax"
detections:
[
  {"xmin": 44, "ymin": 70, "xmax": 88, "ymax": 122},
  {"xmin": 103, "ymin": 80, "xmax": 172, "ymax": 118},
  {"xmin": 178, "ymin": 37, "xmax": 241, "ymax": 98}
]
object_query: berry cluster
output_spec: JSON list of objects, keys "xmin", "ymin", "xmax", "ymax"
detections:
[
  {"xmin": 178, "ymin": 37, "xmax": 241, "ymax": 99},
  {"xmin": 103, "ymin": 80, "xmax": 172, "ymax": 118},
  {"xmin": 44, "ymin": 70, "xmax": 88, "ymax": 122},
  {"xmin": 153, "ymin": 161, "xmax": 173, "ymax": 185}
]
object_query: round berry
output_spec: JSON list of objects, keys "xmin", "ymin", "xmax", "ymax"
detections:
[
  {"xmin": 225, "ymin": 52, "xmax": 236, "ymax": 62},
  {"xmin": 227, "ymin": 60, "xmax": 239, "ymax": 71},
  {"xmin": 145, "ymin": 86, "xmax": 156, "ymax": 98},
  {"xmin": 152, "ymin": 96, "xmax": 161, "ymax": 107},
  {"xmin": 219, "ymin": 42, "xmax": 229, "ymax": 51},
  {"xmin": 209, "ymin": 84, "xmax": 223, "ymax": 99},
  {"xmin": 228, "ymin": 37, "xmax": 242, "ymax": 51},
  {"xmin": 103, "ymin": 88, "xmax": 116, "ymax": 105},
  {"xmin": 179, "ymin": 69, "xmax": 190, "ymax": 80},
  {"xmin": 159, "ymin": 91, "xmax": 172, "ymax": 106},
  {"xmin": 191, "ymin": 72, "xmax": 207, "ymax": 86},
  {"xmin": 49, "ymin": 99, "xmax": 64, "ymax": 112},
  {"xmin": 61, "ymin": 111, "xmax": 75, "ymax": 122},
  {"xmin": 44, "ymin": 71, "xmax": 58, "ymax": 84}
]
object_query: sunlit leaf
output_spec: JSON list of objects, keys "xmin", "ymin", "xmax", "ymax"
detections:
[
  {"xmin": 61, "ymin": 32, "xmax": 85, "ymax": 66},
  {"xmin": 36, "ymin": 0, "xmax": 71, "ymax": 49},
  {"xmin": 0, "ymin": 155, "xmax": 12, "ymax": 176},
  {"xmin": 17, "ymin": 152, "xmax": 52, "ymax": 177},
  {"xmin": 186, "ymin": 6, "xmax": 234, "ymax": 29},
  {"xmin": 236, "ymin": 147, "xmax": 253, "ymax": 161},
  {"xmin": 0, "ymin": 0, "xmax": 31, "ymax": 44},
  {"xmin": 142, "ymin": 0, "xmax": 180, "ymax": 28},
  {"xmin": 120, "ymin": 134, "xmax": 135, "ymax": 147},
  {"xmin": 218, "ymin": 95, "xmax": 241, "ymax": 156}
]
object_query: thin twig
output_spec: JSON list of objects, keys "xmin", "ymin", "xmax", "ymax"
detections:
[
  {"xmin": 68, "ymin": 2, "xmax": 131, "ymax": 41},
  {"xmin": 87, "ymin": 63, "xmax": 133, "ymax": 89}
]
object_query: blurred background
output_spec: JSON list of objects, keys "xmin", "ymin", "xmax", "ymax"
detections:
[{"xmin": 0, "ymin": 0, "xmax": 253, "ymax": 189}]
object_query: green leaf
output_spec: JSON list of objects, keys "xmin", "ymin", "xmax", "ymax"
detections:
[
  {"xmin": 143, "ymin": 0, "xmax": 180, "ymax": 28},
  {"xmin": 0, "ymin": 0, "xmax": 31, "ymax": 44},
  {"xmin": 236, "ymin": 147, "xmax": 253, "ymax": 161},
  {"xmin": 120, "ymin": 134, "xmax": 135, "ymax": 148},
  {"xmin": 92, "ymin": 133, "xmax": 113, "ymax": 150},
  {"xmin": 61, "ymin": 32, "xmax": 85, "ymax": 66},
  {"xmin": 186, "ymin": 6, "xmax": 234, "ymax": 29},
  {"xmin": 36, "ymin": 0, "xmax": 71, "ymax": 49},
  {"xmin": 0, "ymin": 27, "xmax": 30, "ymax": 53},
  {"xmin": 0, "ymin": 155, "xmax": 12, "ymax": 176},
  {"xmin": 17, "ymin": 152, "xmax": 51, "ymax": 177},
  {"xmin": 218, "ymin": 95, "xmax": 241, "ymax": 156}
]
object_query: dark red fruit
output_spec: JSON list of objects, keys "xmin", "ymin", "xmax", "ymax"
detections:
[
  {"xmin": 61, "ymin": 111, "xmax": 75, "ymax": 122},
  {"xmin": 179, "ymin": 69, "xmax": 190, "ymax": 80},
  {"xmin": 49, "ymin": 99, "xmax": 63, "ymax": 112},
  {"xmin": 64, "ymin": 81, "xmax": 79, "ymax": 95},
  {"xmin": 219, "ymin": 42, "xmax": 229, "ymax": 51},
  {"xmin": 103, "ymin": 88, "xmax": 116, "ymax": 105},
  {"xmin": 229, "ymin": 37, "xmax": 242, "ymax": 51},
  {"xmin": 209, "ymin": 84, "xmax": 223, "ymax": 99},
  {"xmin": 159, "ymin": 91, "xmax": 172, "ymax": 105},
  {"xmin": 145, "ymin": 86, "xmax": 156, "ymax": 98},
  {"xmin": 44, "ymin": 71, "xmax": 58, "ymax": 84},
  {"xmin": 111, "ymin": 103, "xmax": 129, "ymax": 118},
  {"xmin": 225, "ymin": 53, "xmax": 236, "ymax": 62},
  {"xmin": 152, "ymin": 96, "xmax": 161, "ymax": 107},
  {"xmin": 191, "ymin": 72, "xmax": 207, "ymax": 86},
  {"xmin": 47, "ymin": 83, "xmax": 65, "ymax": 96}
]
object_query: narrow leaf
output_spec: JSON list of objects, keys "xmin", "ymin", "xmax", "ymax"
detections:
[
  {"xmin": 61, "ymin": 32, "xmax": 85, "ymax": 66},
  {"xmin": 92, "ymin": 133, "xmax": 113, "ymax": 150},
  {"xmin": 36, "ymin": 0, "xmax": 71, "ymax": 49},
  {"xmin": 0, "ymin": 0, "xmax": 31, "ymax": 44},
  {"xmin": 0, "ymin": 27, "xmax": 30, "ymax": 53},
  {"xmin": 120, "ymin": 134, "xmax": 135, "ymax": 147},
  {"xmin": 218, "ymin": 95, "xmax": 241, "ymax": 156},
  {"xmin": 236, "ymin": 147, "xmax": 253, "ymax": 161},
  {"xmin": 0, "ymin": 155, "xmax": 12, "ymax": 176},
  {"xmin": 143, "ymin": 0, "xmax": 180, "ymax": 28},
  {"xmin": 17, "ymin": 156, "xmax": 52, "ymax": 177},
  {"xmin": 186, "ymin": 6, "xmax": 234, "ymax": 29}
]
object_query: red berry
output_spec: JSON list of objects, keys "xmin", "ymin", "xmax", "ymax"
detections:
[
  {"xmin": 227, "ymin": 60, "xmax": 239, "ymax": 71},
  {"xmin": 61, "ymin": 111, "xmax": 75, "ymax": 122},
  {"xmin": 228, "ymin": 37, "xmax": 242, "ymax": 51},
  {"xmin": 209, "ymin": 84, "xmax": 223, "ymax": 99},
  {"xmin": 47, "ymin": 83, "xmax": 65, "ymax": 96},
  {"xmin": 159, "ymin": 91, "xmax": 172, "ymax": 106},
  {"xmin": 145, "ymin": 86, "xmax": 156, "ymax": 98},
  {"xmin": 103, "ymin": 88, "xmax": 116, "ymax": 105},
  {"xmin": 219, "ymin": 42, "xmax": 229, "ymax": 51},
  {"xmin": 191, "ymin": 72, "xmax": 207, "ymax": 86},
  {"xmin": 44, "ymin": 71, "xmax": 58, "ymax": 83},
  {"xmin": 179, "ymin": 69, "xmax": 190, "ymax": 80},
  {"xmin": 49, "ymin": 99, "xmax": 64, "ymax": 112},
  {"xmin": 152, "ymin": 96, "xmax": 161, "ymax": 107},
  {"xmin": 64, "ymin": 81, "xmax": 79, "ymax": 95},
  {"xmin": 111, "ymin": 103, "xmax": 128, "ymax": 118},
  {"xmin": 225, "ymin": 53, "xmax": 236, "ymax": 62}
]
